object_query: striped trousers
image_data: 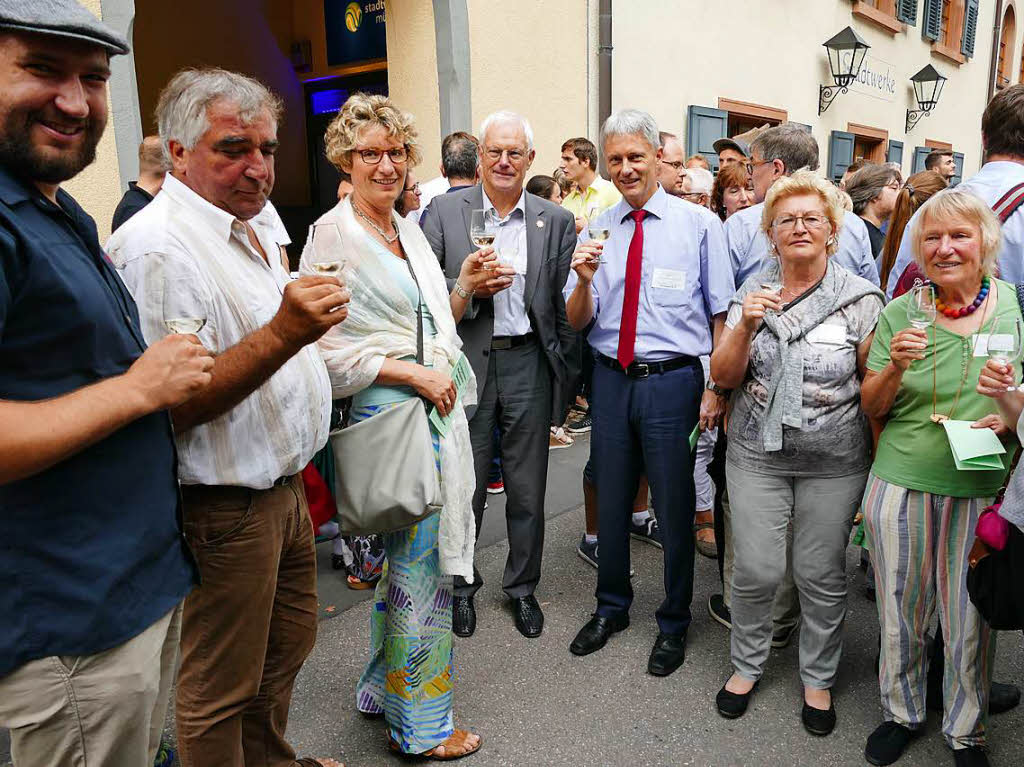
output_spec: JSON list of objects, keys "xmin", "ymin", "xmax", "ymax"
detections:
[{"xmin": 862, "ymin": 473, "xmax": 996, "ymax": 749}]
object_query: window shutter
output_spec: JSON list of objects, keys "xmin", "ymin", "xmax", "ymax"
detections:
[
  {"xmin": 887, "ymin": 140, "xmax": 904, "ymax": 169},
  {"xmin": 911, "ymin": 146, "xmax": 931, "ymax": 173},
  {"xmin": 828, "ymin": 131, "xmax": 855, "ymax": 183},
  {"xmin": 897, "ymin": 0, "xmax": 919, "ymax": 25},
  {"xmin": 922, "ymin": 0, "xmax": 943, "ymax": 41},
  {"xmin": 685, "ymin": 105, "xmax": 729, "ymax": 172},
  {"xmin": 961, "ymin": 0, "xmax": 980, "ymax": 58},
  {"xmin": 951, "ymin": 152, "xmax": 965, "ymax": 186}
]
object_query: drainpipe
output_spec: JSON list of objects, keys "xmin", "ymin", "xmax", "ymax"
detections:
[
  {"xmin": 988, "ymin": 0, "xmax": 1005, "ymax": 101},
  {"xmin": 598, "ymin": 0, "xmax": 612, "ymax": 176}
]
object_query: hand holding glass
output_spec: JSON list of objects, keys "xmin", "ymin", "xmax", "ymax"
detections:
[{"xmin": 987, "ymin": 316, "xmax": 1023, "ymax": 391}]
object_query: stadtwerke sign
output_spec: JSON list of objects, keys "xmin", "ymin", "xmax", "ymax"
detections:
[{"xmin": 325, "ymin": 0, "xmax": 387, "ymax": 66}]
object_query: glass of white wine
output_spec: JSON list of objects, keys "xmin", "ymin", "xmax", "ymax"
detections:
[
  {"xmin": 760, "ymin": 281, "xmax": 783, "ymax": 315},
  {"xmin": 470, "ymin": 209, "xmax": 498, "ymax": 268},
  {"xmin": 587, "ymin": 223, "xmax": 609, "ymax": 265},
  {"xmin": 987, "ymin": 315, "xmax": 1023, "ymax": 391},
  {"xmin": 906, "ymin": 285, "xmax": 937, "ymax": 330},
  {"xmin": 164, "ymin": 291, "xmax": 207, "ymax": 335},
  {"xmin": 310, "ymin": 222, "xmax": 346, "ymax": 277}
]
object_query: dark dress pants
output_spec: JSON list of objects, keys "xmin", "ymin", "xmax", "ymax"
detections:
[
  {"xmin": 454, "ymin": 341, "xmax": 551, "ymax": 599},
  {"xmin": 592, "ymin": 360, "xmax": 703, "ymax": 636}
]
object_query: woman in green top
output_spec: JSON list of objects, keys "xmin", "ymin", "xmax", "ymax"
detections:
[{"xmin": 860, "ymin": 189, "xmax": 1019, "ymax": 767}]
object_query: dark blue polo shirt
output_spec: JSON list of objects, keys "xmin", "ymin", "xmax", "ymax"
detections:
[{"xmin": 0, "ymin": 167, "xmax": 196, "ymax": 677}]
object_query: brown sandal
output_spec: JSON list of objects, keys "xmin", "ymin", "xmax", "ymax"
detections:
[{"xmin": 388, "ymin": 730, "xmax": 481, "ymax": 761}]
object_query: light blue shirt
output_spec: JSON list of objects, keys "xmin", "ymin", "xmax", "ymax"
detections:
[
  {"xmin": 726, "ymin": 202, "xmax": 880, "ymax": 287},
  {"xmin": 563, "ymin": 185, "xmax": 735, "ymax": 361},
  {"xmin": 885, "ymin": 161, "xmax": 1024, "ymax": 298},
  {"xmin": 482, "ymin": 188, "xmax": 531, "ymax": 336}
]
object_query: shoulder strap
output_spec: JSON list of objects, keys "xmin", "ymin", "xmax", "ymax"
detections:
[
  {"xmin": 403, "ymin": 256, "xmax": 425, "ymax": 366},
  {"xmin": 992, "ymin": 182, "xmax": 1024, "ymax": 224}
]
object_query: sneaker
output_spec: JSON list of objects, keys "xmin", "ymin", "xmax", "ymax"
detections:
[
  {"xmin": 629, "ymin": 515, "xmax": 663, "ymax": 549},
  {"xmin": 549, "ymin": 426, "xmax": 574, "ymax": 450},
  {"xmin": 576, "ymin": 535, "xmax": 635, "ymax": 577},
  {"xmin": 566, "ymin": 411, "xmax": 592, "ymax": 434},
  {"xmin": 771, "ymin": 621, "xmax": 799, "ymax": 649},
  {"xmin": 708, "ymin": 593, "xmax": 732, "ymax": 630},
  {"xmin": 486, "ymin": 479, "xmax": 505, "ymax": 495}
]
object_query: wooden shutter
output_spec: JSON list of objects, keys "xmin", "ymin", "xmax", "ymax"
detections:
[
  {"xmin": 961, "ymin": 0, "xmax": 980, "ymax": 58},
  {"xmin": 911, "ymin": 146, "xmax": 931, "ymax": 173},
  {"xmin": 951, "ymin": 152, "xmax": 965, "ymax": 186},
  {"xmin": 828, "ymin": 131, "xmax": 855, "ymax": 183},
  {"xmin": 922, "ymin": 0, "xmax": 943, "ymax": 41},
  {"xmin": 897, "ymin": 0, "xmax": 919, "ymax": 25},
  {"xmin": 887, "ymin": 140, "xmax": 905, "ymax": 169},
  {"xmin": 686, "ymin": 105, "xmax": 728, "ymax": 172}
]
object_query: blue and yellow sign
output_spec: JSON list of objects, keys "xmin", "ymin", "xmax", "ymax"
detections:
[{"xmin": 325, "ymin": 0, "xmax": 387, "ymax": 66}]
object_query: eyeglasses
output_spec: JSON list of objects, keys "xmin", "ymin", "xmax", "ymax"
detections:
[
  {"xmin": 681, "ymin": 192, "xmax": 706, "ymax": 201},
  {"xmin": 484, "ymin": 147, "xmax": 527, "ymax": 163},
  {"xmin": 355, "ymin": 147, "xmax": 409, "ymax": 165},
  {"xmin": 746, "ymin": 158, "xmax": 773, "ymax": 175},
  {"xmin": 662, "ymin": 160, "xmax": 685, "ymax": 171},
  {"xmin": 404, "ymin": 183, "xmax": 421, "ymax": 194},
  {"xmin": 772, "ymin": 213, "xmax": 829, "ymax": 231}
]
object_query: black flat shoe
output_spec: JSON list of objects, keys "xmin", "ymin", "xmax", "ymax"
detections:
[
  {"xmin": 453, "ymin": 596, "xmax": 476, "ymax": 638},
  {"xmin": 512, "ymin": 595, "xmax": 543, "ymax": 638},
  {"xmin": 716, "ymin": 679, "xmax": 758, "ymax": 719},
  {"xmin": 331, "ymin": 553, "xmax": 345, "ymax": 571},
  {"xmin": 648, "ymin": 632, "xmax": 687, "ymax": 676},
  {"xmin": 865, "ymin": 721, "xmax": 917, "ymax": 766},
  {"xmin": 570, "ymin": 613, "xmax": 629, "ymax": 656},
  {"xmin": 801, "ymin": 701, "xmax": 836, "ymax": 736},
  {"xmin": 990, "ymin": 681, "xmax": 1021, "ymax": 715},
  {"xmin": 952, "ymin": 747, "xmax": 990, "ymax": 767}
]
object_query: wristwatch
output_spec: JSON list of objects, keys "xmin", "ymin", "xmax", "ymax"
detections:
[{"xmin": 706, "ymin": 380, "xmax": 730, "ymax": 397}]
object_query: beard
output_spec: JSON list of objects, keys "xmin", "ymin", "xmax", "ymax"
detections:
[{"xmin": 0, "ymin": 105, "xmax": 104, "ymax": 184}]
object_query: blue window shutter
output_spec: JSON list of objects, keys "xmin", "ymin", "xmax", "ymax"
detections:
[
  {"xmin": 951, "ymin": 152, "xmax": 965, "ymax": 186},
  {"xmin": 686, "ymin": 105, "xmax": 729, "ymax": 172},
  {"xmin": 961, "ymin": 0, "xmax": 980, "ymax": 57},
  {"xmin": 898, "ymin": 0, "xmax": 918, "ymax": 25},
  {"xmin": 887, "ymin": 140, "xmax": 904, "ymax": 169},
  {"xmin": 922, "ymin": 0, "xmax": 942, "ymax": 41},
  {"xmin": 828, "ymin": 131, "xmax": 855, "ymax": 183},
  {"xmin": 911, "ymin": 146, "xmax": 931, "ymax": 173}
]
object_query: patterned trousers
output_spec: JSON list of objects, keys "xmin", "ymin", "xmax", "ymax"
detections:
[{"xmin": 862, "ymin": 473, "xmax": 995, "ymax": 749}]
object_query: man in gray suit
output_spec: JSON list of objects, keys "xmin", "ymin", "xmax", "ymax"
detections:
[{"xmin": 421, "ymin": 111, "xmax": 577, "ymax": 639}]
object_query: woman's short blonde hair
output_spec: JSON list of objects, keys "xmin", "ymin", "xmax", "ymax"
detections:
[
  {"xmin": 324, "ymin": 93, "xmax": 422, "ymax": 172},
  {"xmin": 761, "ymin": 169, "xmax": 844, "ymax": 256},
  {"xmin": 911, "ymin": 188, "xmax": 1003, "ymax": 275}
]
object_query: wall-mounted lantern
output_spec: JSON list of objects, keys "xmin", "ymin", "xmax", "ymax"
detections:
[
  {"xmin": 818, "ymin": 26, "xmax": 870, "ymax": 115},
  {"xmin": 906, "ymin": 65, "xmax": 947, "ymax": 133}
]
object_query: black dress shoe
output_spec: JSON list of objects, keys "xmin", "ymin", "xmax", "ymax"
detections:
[
  {"xmin": 716, "ymin": 679, "xmax": 758, "ymax": 719},
  {"xmin": 990, "ymin": 681, "xmax": 1021, "ymax": 715},
  {"xmin": 647, "ymin": 632, "xmax": 687, "ymax": 676},
  {"xmin": 801, "ymin": 701, "xmax": 836, "ymax": 736},
  {"xmin": 865, "ymin": 721, "xmax": 917, "ymax": 766},
  {"xmin": 952, "ymin": 747, "xmax": 990, "ymax": 767},
  {"xmin": 570, "ymin": 613, "xmax": 629, "ymax": 656},
  {"xmin": 512, "ymin": 595, "xmax": 544, "ymax": 638},
  {"xmin": 453, "ymin": 595, "xmax": 476, "ymax": 637}
]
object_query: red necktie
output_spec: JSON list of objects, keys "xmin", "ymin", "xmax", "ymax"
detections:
[{"xmin": 617, "ymin": 209, "xmax": 647, "ymax": 369}]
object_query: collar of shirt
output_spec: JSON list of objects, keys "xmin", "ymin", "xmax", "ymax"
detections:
[
  {"xmin": 610, "ymin": 183, "xmax": 668, "ymax": 224},
  {"xmin": 160, "ymin": 173, "xmax": 252, "ymax": 244},
  {"xmin": 482, "ymin": 186, "xmax": 526, "ymax": 222}
]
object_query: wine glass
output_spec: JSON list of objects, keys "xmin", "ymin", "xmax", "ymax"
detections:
[
  {"xmin": 906, "ymin": 285, "xmax": 937, "ymax": 330},
  {"xmin": 309, "ymin": 222, "xmax": 346, "ymax": 277},
  {"xmin": 759, "ymin": 281, "xmax": 783, "ymax": 314},
  {"xmin": 586, "ymin": 221, "xmax": 609, "ymax": 265},
  {"xmin": 987, "ymin": 316, "xmax": 1023, "ymax": 391},
  {"xmin": 163, "ymin": 284, "xmax": 207, "ymax": 335},
  {"xmin": 470, "ymin": 209, "xmax": 498, "ymax": 269}
]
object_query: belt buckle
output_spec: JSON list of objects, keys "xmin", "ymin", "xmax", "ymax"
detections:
[
  {"xmin": 632, "ymin": 362, "xmax": 650, "ymax": 379},
  {"xmin": 492, "ymin": 337, "xmax": 511, "ymax": 351}
]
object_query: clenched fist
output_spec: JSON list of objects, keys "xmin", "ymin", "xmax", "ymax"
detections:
[
  {"xmin": 270, "ymin": 276, "xmax": 351, "ymax": 348},
  {"xmin": 126, "ymin": 334, "xmax": 215, "ymax": 411}
]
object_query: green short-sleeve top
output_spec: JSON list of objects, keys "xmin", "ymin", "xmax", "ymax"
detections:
[{"xmin": 867, "ymin": 278, "xmax": 1020, "ymax": 497}]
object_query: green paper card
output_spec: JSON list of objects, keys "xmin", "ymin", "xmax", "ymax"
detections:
[
  {"xmin": 428, "ymin": 352, "xmax": 472, "ymax": 438},
  {"xmin": 941, "ymin": 419, "xmax": 1006, "ymax": 471},
  {"xmin": 689, "ymin": 424, "xmax": 700, "ymax": 453}
]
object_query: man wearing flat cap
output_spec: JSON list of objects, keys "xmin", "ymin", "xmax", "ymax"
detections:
[{"xmin": 0, "ymin": 3, "xmax": 215, "ymax": 766}]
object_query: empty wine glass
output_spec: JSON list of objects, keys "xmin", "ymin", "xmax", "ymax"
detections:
[
  {"xmin": 309, "ymin": 222, "xmax": 346, "ymax": 277},
  {"xmin": 906, "ymin": 285, "xmax": 937, "ymax": 330},
  {"xmin": 987, "ymin": 315, "xmax": 1023, "ymax": 391},
  {"xmin": 760, "ymin": 281, "xmax": 783, "ymax": 314}
]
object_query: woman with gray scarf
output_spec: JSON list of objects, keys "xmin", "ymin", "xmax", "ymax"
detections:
[{"xmin": 711, "ymin": 171, "xmax": 883, "ymax": 734}]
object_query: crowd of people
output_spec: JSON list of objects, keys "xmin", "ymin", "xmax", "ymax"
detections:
[{"xmin": 4, "ymin": 3, "xmax": 1024, "ymax": 767}]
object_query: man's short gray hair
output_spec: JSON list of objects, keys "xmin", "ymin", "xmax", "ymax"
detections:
[
  {"xmin": 750, "ymin": 122, "xmax": 820, "ymax": 174},
  {"xmin": 601, "ymin": 109, "xmax": 660, "ymax": 152},
  {"xmin": 684, "ymin": 167, "xmax": 714, "ymax": 195},
  {"xmin": 479, "ymin": 111, "xmax": 534, "ymax": 151},
  {"xmin": 156, "ymin": 68, "xmax": 283, "ymax": 160}
]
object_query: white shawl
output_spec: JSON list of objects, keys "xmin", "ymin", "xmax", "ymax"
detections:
[{"xmin": 300, "ymin": 197, "xmax": 479, "ymax": 580}]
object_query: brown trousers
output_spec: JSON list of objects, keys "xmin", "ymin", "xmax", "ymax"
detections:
[{"xmin": 176, "ymin": 476, "xmax": 318, "ymax": 767}]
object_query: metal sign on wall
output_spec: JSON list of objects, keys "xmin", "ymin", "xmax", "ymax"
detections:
[
  {"xmin": 325, "ymin": 0, "xmax": 387, "ymax": 66},
  {"xmin": 843, "ymin": 51, "xmax": 897, "ymax": 104}
]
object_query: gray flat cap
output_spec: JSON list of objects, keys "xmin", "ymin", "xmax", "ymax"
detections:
[{"xmin": 0, "ymin": 0, "xmax": 129, "ymax": 55}]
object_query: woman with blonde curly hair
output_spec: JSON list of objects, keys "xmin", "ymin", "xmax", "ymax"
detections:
[
  {"xmin": 305, "ymin": 93, "xmax": 501, "ymax": 760},
  {"xmin": 711, "ymin": 170, "xmax": 884, "ymax": 732}
]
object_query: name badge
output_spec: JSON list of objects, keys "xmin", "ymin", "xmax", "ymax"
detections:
[
  {"xmin": 652, "ymin": 268, "xmax": 686, "ymax": 291},
  {"xmin": 806, "ymin": 323, "xmax": 847, "ymax": 346},
  {"xmin": 973, "ymin": 333, "xmax": 1014, "ymax": 357}
]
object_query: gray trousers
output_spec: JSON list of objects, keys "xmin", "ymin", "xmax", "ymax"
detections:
[
  {"xmin": 454, "ymin": 341, "xmax": 551, "ymax": 599},
  {"xmin": 726, "ymin": 461, "xmax": 867, "ymax": 688}
]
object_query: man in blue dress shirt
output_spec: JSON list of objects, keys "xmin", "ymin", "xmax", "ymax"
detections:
[{"xmin": 564, "ymin": 109, "xmax": 735, "ymax": 676}]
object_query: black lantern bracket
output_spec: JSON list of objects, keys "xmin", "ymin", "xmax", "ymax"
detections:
[
  {"xmin": 905, "ymin": 64, "xmax": 947, "ymax": 133},
  {"xmin": 818, "ymin": 26, "xmax": 870, "ymax": 115}
]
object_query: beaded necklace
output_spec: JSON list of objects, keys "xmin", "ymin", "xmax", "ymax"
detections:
[{"xmin": 934, "ymin": 276, "xmax": 990, "ymax": 318}]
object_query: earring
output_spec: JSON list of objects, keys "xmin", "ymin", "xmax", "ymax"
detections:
[{"xmin": 827, "ymin": 236, "xmax": 836, "ymax": 247}]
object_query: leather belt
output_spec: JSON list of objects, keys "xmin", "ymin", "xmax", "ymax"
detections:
[
  {"xmin": 594, "ymin": 351, "xmax": 699, "ymax": 379},
  {"xmin": 491, "ymin": 332, "xmax": 536, "ymax": 350}
]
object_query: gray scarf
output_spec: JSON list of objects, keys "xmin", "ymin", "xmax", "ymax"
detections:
[{"xmin": 752, "ymin": 260, "xmax": 883, "ymax": 452}]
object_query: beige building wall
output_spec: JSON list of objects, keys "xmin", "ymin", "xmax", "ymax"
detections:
[{"xmin": 613, "ymin": 0, "xmax": 997, "ymax": 177}]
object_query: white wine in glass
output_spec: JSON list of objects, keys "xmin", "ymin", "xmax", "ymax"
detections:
[
  {"xmin": 987, "ymin": 316, "xmax": 1023, "ymax": 391},
  {"xmin": 311, "ymin": 260, "xmax": 344, "ymax": 276},
  {"xmin": 470, "ymin": 209, "xmax": 498, "ymax": 268},
  {"xmin": 165, "ymin": 317, "xmax": 207, "ymax": 335},
  {"xmin": 906, "ymin": 285, "xmax": 937, "ymax": 330},
  {"xmin": 310, "ymin": 222, "xmax": 346, "ymax": 277}
]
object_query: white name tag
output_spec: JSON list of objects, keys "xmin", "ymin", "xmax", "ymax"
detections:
[
  {"xmin": 652, "ymin": 268, "xmax": 686, "ymax": 291},
  {"xmin": 806, "ymin": 323, "xmax": 847, "ymax": 346},
  {"xmin": 974, "ymin": 333, "xmax": 1015, "ymax": 357}
]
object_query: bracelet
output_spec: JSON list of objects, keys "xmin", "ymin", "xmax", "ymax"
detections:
[{"xmin": 453, "ymin": 281, "xmax": 472, "ymax": 299}]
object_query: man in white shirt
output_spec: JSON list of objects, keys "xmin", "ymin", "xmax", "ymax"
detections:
[
  {"xmin": 726, "ymin": 123, "xmax": 879, "ymax": 287},
  {"xmin": 106, "ymin": 68, "xmax": 347, "ymax": 767}
]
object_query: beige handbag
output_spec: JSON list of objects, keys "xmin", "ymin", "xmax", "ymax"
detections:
[{"xmin": 329, "ymin": 258, "xmax": 442, "ymax": 534}]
